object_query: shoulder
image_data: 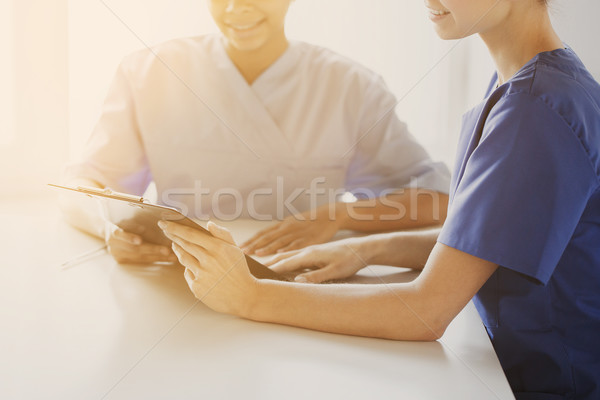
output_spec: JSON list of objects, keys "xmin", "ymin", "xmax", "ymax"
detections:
[
  {"xmin": 292, "ymin": 41, "xmax": 390, "ymax": 93},
  {"xmin": 506, "ymin": 49, "xmax": 600, "ymax": 124},
  {"xmin": 487, "ymin": 50, "xmax": 600, "ymax": 179},
  {"xmin": 118, "ymin": 34, "xmax": 218, "ymax": 76}
]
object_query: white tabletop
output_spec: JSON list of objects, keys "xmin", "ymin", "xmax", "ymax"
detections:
[{"xmin": 0, "ymin": 197, "xmax": 514, "ymax": 400}]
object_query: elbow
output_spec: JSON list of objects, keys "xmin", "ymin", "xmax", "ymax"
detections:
[
  {"xmin": 411, "ymin": 319, "xmax": 448, "ymax": 342},
  {"xmin": 417, "ymin": 324, "xmax": 447, "ymax": 342},
  {"xmin": 380, "ymin": 288, "xmax": 454, "ymax": 342},
  {"xmin": 415, "ymin": 307, "xmax": 454, "ymax": 341},
  {"xmin": 384, "ymin": 318, "xmax": 449, "ymax": 342}
]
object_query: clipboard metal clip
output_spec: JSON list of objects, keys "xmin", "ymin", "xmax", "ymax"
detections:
[
  {"xmin": 48, "ymin": 183, "xmax": 147, "ymax": 203},
  {"xmin": 76, "ymin": 186, "xmax": 146, "ymax": 203}
]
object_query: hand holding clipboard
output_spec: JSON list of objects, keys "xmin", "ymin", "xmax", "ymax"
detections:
[{"xmin": 50, "ymin": 184, "xmax": 287, "ymax": 281}]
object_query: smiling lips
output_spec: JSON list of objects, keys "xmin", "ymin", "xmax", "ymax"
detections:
[
  {"xmin": 427, "ymin": 7, "xmax": 451, "ymax": 21},
  {"xmin": 227, "ymin": 20, "xmax": 264, "ymax": 32}
]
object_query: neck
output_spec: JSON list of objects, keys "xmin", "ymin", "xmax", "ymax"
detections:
[
  {"xmin": 224, "ymin": 33, "xmax": 289, "ymax": 85},
  {"xmin": 480, "ymin": 3, "xmax": 563, "ymax": 85}
]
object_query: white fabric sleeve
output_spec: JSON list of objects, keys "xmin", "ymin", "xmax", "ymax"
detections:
[
  {"xmin": 63, "ymin": 60, "xmax": 152, "ymax": 195},
  {"xmin": 345, "ymin": 76, "xmax": 450, "ymax": 198}
]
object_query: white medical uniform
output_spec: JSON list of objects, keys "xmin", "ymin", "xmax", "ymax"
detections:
[{"xmin": 66, "ymin": 34, "xmax": 449, "ymax": 219}]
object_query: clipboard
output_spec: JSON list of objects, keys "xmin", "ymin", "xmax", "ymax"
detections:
[{"xmin": 49, "ymin": 184, "xmax": 288, "ymax": 281}]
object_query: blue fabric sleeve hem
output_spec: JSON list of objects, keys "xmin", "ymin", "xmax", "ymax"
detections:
[{"xmin": 436, "ymin": 236, "xmax": 551, "ymax": 285}]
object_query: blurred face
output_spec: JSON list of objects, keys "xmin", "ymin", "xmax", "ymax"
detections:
[
  {"xmin": 210, "ymin": 0, "xmax": 292, "ymax": 52},
  {"xmin": 424, "ymin": 0, "xmax": 510, "ymax": 40}
]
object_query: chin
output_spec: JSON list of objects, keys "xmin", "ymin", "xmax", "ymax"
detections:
[
  {"xmin": 230, "ymin": 37, "xmax": 267, "ymax": 52},
  {"xmin": 433, "ymin": 27, "xmax": 466, "ymax": 41}
]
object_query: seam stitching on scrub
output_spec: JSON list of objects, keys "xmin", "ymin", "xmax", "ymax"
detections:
[
  {"xmin": 527, "ymin": 58, "xmax": 600, "ymax": 182},
  {"xmin": 529, "ymin": 57, "xmax": 600, "ymax": 118},
  {"xmin": 437, "ymin": 230, "xmax": 550, "ymax": 285},
  {"xmin": 527, "ymin": 58, "xmax": 539, "ymax": 94},
  {"xmin": 531, "ymin": 95, "xmax": 600, "ymax": 186},
  {"xmin": 495, "ymin": 91, "xmax": 600, "ymax": 186}
]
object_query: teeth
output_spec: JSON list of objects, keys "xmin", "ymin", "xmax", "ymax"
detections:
[
  {"xmin": 430, "ymin": 9, "xmax": 450, "ymax": 16},
  {"xmin": 231, "ymin": 22, "xmax": 260, "ymax": 30}
]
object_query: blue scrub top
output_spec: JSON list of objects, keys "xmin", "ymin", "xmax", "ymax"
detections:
[{"xmin": 438, "ymin": 48, "xmax": 600, "ymax": 399}]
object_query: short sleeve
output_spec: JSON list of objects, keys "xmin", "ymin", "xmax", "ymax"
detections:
[
  {"xmin": 438, "ymin": 94, "xmax": 597, "ymax": 284},
  {"xmin": 63, "ymin": 59, "xmax": 152, "ymax": 195},
  {"xmin": 344, "ymin": 77, "xmax": 450, "ymax": 197}
]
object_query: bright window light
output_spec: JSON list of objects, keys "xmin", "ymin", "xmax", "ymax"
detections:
[{"xmin": 0, "ymin": 0, "xmax": 15, "ymax": 145}]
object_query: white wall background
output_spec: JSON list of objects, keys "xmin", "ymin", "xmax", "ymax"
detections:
[
  {"xmin": 551, "ymin": 0, "xmax": 600, "ymax": 80},
  {"xmin": 2, "ymin": 0, "xmax": 600, "ymax": 195},
  {"xmin": 0, "ymin": 0, "xmax": 15, "ymax": 146},
  {"xmin": 0, "ymin": 0, "xmax": 68, "ymax": 196}
]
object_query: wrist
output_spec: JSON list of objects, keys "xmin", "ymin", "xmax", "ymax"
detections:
[
  {"xmin": 244, "ymin": 278, "xmax": 276, "ymax": 322},
  {"xmin": 338, "ymin": 235, "xmax": 377, "ymax": 266},
  {"xmin": 357, "ymin": 234, "xmax": 400, "ymax": 267},
  {"xmin": 334, "ymin": 202, "xmax": 352, "ymax": 230}
]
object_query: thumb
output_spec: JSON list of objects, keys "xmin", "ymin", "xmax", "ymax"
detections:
[
  {"xmin": 295, "ymin": 265, "xmax": 339, "ymax": 284},
  {"xmin": 207, "ymin": 221, "xmax": 236, "ymax": 245}
]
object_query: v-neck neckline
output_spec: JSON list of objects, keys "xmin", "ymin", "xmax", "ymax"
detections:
[{"xmin": 214, "ymin": 34, "xmax": 296, "ymax": 89}]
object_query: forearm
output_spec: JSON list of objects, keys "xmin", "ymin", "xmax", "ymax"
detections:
[
  {"xmin": 337, "ymin": 189, "xmax": 448, "ymax": 232},
  {"xmin": 254, "ymin": 231, "xmax": 442, "ymax": 334},
  {"xmin": 353, "ymin": 228, "xmax": 440, "ymax": 270},
  {"xmin": 58, "ymin": 178, "xmax": 106, "ymax": 238},
  {"xmin": 250, "ymin": 280, "xmax": 442, "ymax": 341}
]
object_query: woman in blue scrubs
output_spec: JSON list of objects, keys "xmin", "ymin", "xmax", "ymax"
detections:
[{"xmin": 159, "ymin": 0, "xmax": 600, "ymax": 398}]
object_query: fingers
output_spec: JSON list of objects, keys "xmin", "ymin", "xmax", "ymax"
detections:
[
  {"xmin": 295, "ymin": 266, "xmax": 340, "ymax": 284},
  {"xmin": 109, "ymin": 246, "xmax": 176, "ymax": 264},
  {"xmin": 158, "ymin": 220, "xmax": 221, "ymax": 252},
  {"xmin": 253, "ymin": 234, "xmax": 298, "ymax": 256},
  {"xmin": 107, "ymin": 229, "xmax": 176, "ymax": 264},
  {"xmin": 112, "ymin": 228, "xmax": 142, "ymax": 245},
  {"xmin": 241, "ymin": 226, "xmax": 285, "ymax": 255},
  {"xmin": 176, "ymin": 245, "xmax": 202, "ymax": 294},
  {"xmin": 184, "ymin": 267, "xmax": 196, "ymax": 281},
  {"xmin": 161, "ymin": 220, "xmax": 248, "ymax": 276},
  {"xmin": 269, "ymin": 252, "xmax": 341, "ymax": 283},
  {"xmin": 262, "ymin": 249, "xmax": 301, "ymax": 266},
  {"xmin": 241, "ymin": 216, "xmax": 338, "ymax": 255},
  {"xmin": 184, "ymin": 267, "xmax": 197, "ymax": 291},
  {"xmin": 172, "ymin": 242, "xmax": 205, "ymax": 278},
  {"xmin": 269, "ymin": 252, "xmax": 317, "ymax": 274},
  {"xmin": 138, "ymin": 242, "xmax": 171, "ymax": 256},
  {"xmin": 239, "ymin": 224, "xmax": 279, "ymax": 250},
  {"xmin": 108, "ymin": 246, "xmax": 176, "ymax": 264},
  {"xmin": 276, "ymin": 238, "xmax": 308, "ymax": 253},
  {"xmin": 207, "ymin": 221, "xmax": 236, "ymax": 245},
  {"xmin": 169, "ymin": 234, "xmax": 213, "ymax": 273}
]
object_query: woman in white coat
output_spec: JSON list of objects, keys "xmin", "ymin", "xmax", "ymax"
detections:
[{"xmin": 62, "ymin": 0, "xmax": 449, "ymax": 263}]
